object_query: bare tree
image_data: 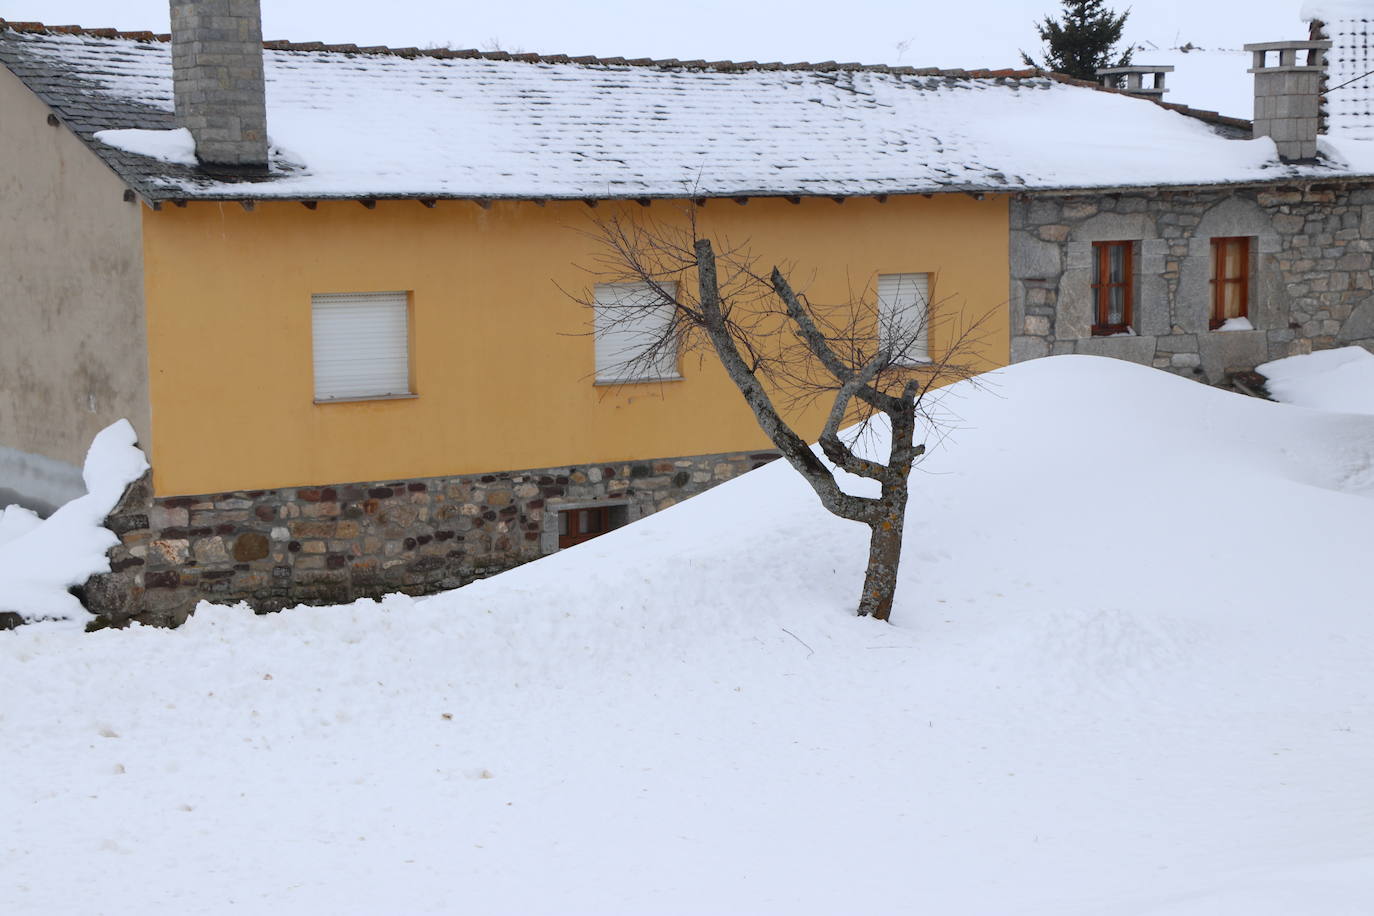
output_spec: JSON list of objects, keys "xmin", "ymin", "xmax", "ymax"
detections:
[{"xmin": 575, "ymin": 212, "xmax": 994, "ymax": 621}]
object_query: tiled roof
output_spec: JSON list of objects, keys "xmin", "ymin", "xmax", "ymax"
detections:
[
  {"xmin": 0, "ymin": 18, "xmax": 1361, "ymax": 203},
  {"xmin": 1312, "ymin": 15, "xmax": 1374, "ymax": 139}
]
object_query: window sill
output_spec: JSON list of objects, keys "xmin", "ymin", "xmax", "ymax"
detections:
[
  {"xmin": 314, "ymin": 393, "xmax": 418, "ymax": 405},
  {"xmin": 593, "ymin": 376, "xmax": 685, "ymax": 386}
]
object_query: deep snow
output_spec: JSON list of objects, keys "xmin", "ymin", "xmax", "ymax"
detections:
[
  {"xmin": 1259, "ymin": 346, "xmax": 1374, "ymax": 415},
  {"xmin": 2, "ymin": 356, "xmax": 1373, "ymax": 914}
]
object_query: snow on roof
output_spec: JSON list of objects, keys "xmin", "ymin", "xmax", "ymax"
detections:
[
  {"xmin": 1302, "ymin": 0, "xmax": 1374, "ymax": 20},
  {"xmin": 1137, "ymin": 46, "xmax": 1254, "ymax": 121},
  {"xmin": 1311, "ymin": 9, "xmax": 1374, "ymax": 141},
  {"xmin": 2, "ymin": 21, "xmax": 1374, "ymax": 201}
]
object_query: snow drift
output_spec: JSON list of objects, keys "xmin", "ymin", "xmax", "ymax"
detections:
[
  {"xmin": 0, "ymin": 420, "xmax": 147, "ymax": 621},
  {"xmin": 2, "ymin": 357, "xmax": 1372, "ymax": 915},
  {"xmin": 1259, "ymin": 346, "xmax": 1374, "ymax": 416}
]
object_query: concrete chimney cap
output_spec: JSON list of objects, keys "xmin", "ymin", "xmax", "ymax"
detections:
[
  {"xmin": 1095, "ymin": 65, "xmax": 1175, "ymax": 77},
  {"xmin": 1242, "ymin": 39, "xmax": 1332, "ymax": 53},
  {"xmin": 1245, "ymin": 39, "xmax": 1330, "ymax": 74}
]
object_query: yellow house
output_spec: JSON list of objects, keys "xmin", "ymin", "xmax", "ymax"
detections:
[{"xmin": 0, "ymin": 9, "xmax": 1027, "ymax": 625}]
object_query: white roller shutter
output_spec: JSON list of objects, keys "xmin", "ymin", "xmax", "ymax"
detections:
[
  {"xmin": 311, "ymin": 291, "xmax": 411, "ymax": 400},
  {"xmin": 876, "ymin": 273, "xmax": 930, "ymax": 364},
  {"xmin": 594, "ymin": 281, "xmax": 679, "ymax": 382}
]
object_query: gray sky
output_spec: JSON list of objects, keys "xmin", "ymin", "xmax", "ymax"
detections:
[{"xmin": 12, "ymin": 1, "xmax": 1311, "ymax": 68}]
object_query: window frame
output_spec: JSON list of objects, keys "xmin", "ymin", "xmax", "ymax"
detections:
[
  {"xmin": 1209, "ymin": 236, "xmax": 1251, "ymax": 330},
  {"xmin": 875, "ymin": 272, "xmax": 932, "ymax": 365},
  {"xmin": 556, "ymin": 504, "xmax": 629, "ymax": 549},
  {"xmin": 592, "ymin": 281, "xmax": 681, "ymax": 384},
  {"xmin": 1090, "ymin": 241, "xmax": 1134, "ymax": 336},
  {"xmin": 310, "ymin": 290, "xmax": 415, "ymax": 404}
]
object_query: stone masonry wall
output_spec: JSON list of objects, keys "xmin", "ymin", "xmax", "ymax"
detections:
[
  {"xmin": 83, "ymin": 449, "xmax": 777, "ymax": 628},
  {"xmin": 1011, "ymin": 184, "xmax": 1374, "ymax": 384}
]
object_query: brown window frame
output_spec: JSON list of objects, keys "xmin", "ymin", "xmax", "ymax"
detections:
[
  {"xmin": 1090, "ymin": 241, "xmax": 1134, "ymax": 336},
  {"xmin": 1209, "ymin": 237, "xmax": 1251, "ymax": 330},
  {"xmin": 558, "ymin": 506, "xmax": 614, "ymax": 549}
]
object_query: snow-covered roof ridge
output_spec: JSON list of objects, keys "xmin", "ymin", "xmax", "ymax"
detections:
[
  {"xmin": 3, "ymin": 17, "xmax": 1374, "ymax": 202},
  {"xmin": 0, "ymin": 17, "xmax": 1050, "ymax": 78}
]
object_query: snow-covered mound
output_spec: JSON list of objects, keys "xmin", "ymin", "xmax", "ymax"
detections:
[
  {"xmin": 0, "ymin": 420, "xmax": 147, "ymax": 621},
  {"xmin": 0, "ymin": 504, "xmax": 41, "ymax": 548},
  {"xmin": 3, "ymin": 358, "xmax": 1373, "ymax": 915},
  {"xmin": 1259, "ymin": 346, "xmax": 1374, "ymax": 415}
]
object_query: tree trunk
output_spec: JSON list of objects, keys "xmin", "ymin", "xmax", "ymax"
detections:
[{"xmin": 856, "ymin": 497, "xmax": 906, "ymax": 621}]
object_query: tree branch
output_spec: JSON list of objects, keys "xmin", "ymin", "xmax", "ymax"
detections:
[
  {"xmin": 696, "ymin": 239, "xmax": 876, "ymax": 523},
  {"xmin": 769, "ymin": 267, "xmax": 905, "ymax": 415},
  {"xmin": 817, "ymin": 353, "xmax": 889, "ymax": 480}
]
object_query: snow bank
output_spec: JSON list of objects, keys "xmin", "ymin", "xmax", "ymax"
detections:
[
  {"xmin": 0, "ymin": 504, "xmax": 41, "ymax": 547},
  {"xmin": 0, "ymin": 420, "xmax": 147, "ymax": 622},
  {"xmin": 1258, "ymin": 346, "xmax": 1374, "ymax": 415},
  {"xmin": 3, "ymin": 360, "xmax": 1373, "ymax": 914}
]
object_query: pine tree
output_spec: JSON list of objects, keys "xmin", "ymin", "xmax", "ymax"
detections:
[{"xmin": 1020, "ymin": 0, "xmax": 1134, "ymax": 82}]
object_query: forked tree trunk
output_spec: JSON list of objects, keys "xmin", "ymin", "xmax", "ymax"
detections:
[{"xmin": 856, "ymin": 490, "xmax": 908, "ymax": 621}]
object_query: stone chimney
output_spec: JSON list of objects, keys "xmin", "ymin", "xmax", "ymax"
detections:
[
  {"xmin": 1244, "ymin": 39, "xmax": 1330, "ymax": 162},
  {"xmin": 1096, "ymin": 65, "xmax": 1174, "ymax": 100},
  {"xmin": 169, "ymin": 0, "xmax": 269, "ymax": 168}
]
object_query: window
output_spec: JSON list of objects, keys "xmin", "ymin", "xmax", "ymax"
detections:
[
  {"xmin": 594, "ymin": 281, "xmax": 679, "ymax": 383},
  {"xmin": 557, "ymin": 505, "xmax": 626, "ymax": 548},
  {"xmin": 1090, "ymin": 241, "xmax": 1134, "ymax": 335},
  {"xmin": 311, "ymin": 291, "xmax": 412, "ymax": 401},
  {"xmin": 1210, "ymin": 237, "xmax": 1251, "ymax": 329},
  {"xmin": 876, "ymin": 273, "xmax": 930, "ymax": 364}
]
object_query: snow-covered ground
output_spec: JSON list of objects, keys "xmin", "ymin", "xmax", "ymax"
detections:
[
  {"xmin": 1259, "ymin": 346, "xmax": 1374, "ymax": 415},
  {"xmin": 3, "ymin": 356, "xmax": 1373, "ymax": 914}
]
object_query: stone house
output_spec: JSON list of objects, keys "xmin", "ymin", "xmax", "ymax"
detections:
[
  {"xmin": 2, "ymin": 2, "xmax": 1373, "ymax": 626},
  {"xmin": 1010, "ymin": 180, "xmax": 1374, "ymax": 383},
  {"xmin": 1011, "ymin": 27, "xmax": 1374, "ymax": 383}
]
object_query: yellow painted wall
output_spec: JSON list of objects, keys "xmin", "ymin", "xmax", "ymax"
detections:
[{"xmin": 142, "ymin": 195, "xmax": 1009, "ymax": 496}]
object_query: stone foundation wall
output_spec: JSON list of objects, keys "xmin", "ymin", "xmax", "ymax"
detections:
[
  {"xmin": 84, "ymin": 449, "xmax": 778, "ymax": 628},
  {"xmin": 1010, "ymin": 185, "xmax": 1374, "ymax": 383}
]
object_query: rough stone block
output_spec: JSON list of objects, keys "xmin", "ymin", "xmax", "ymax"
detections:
[
  {"xmin": 1011, "ymin": 232, "xmax": 1062, "ymax": 280},
  {"xmin": 150, "ymin": 503, "xmax": 189, "ymax": 530},
  {"xmin": 1197, "ymin": 329, "xmax": 1269, "ymax": 384},
  {"xmin": 1074, "ymin": 334, "xmax": 1157, "ymax": 366},
  {"xmin": 1011, "ymin": 335, "xmax": 1050, "ymax": 361},
  {"xmin": 193, "ymin": 536, "xmax": 231, "ymax": 565},
  {"xmin": 1338, "ymin": 296, "xmax": 1374, "ymax": 341},
  {"xmin": 150, "ymin": 539, "xmax": 190, "ymax": 565},
  {"xmin": 232, "ymin": 533, "xmax": 270, "ymax": 562}
]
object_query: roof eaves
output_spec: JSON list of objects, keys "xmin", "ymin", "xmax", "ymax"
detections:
[
  {"xmin": 157, "ymin": 189, "xmax": 1003, "ymax": 205},
  {"xmin": 1017, "ymin": 173, "xmax": 1374, "ymax": 196}
]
